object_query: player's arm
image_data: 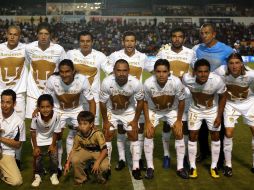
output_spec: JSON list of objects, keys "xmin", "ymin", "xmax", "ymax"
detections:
[
  {"xmin": 88, "ymin": 98, "xmax": 96, "ymax": 116},
  {"xmin": 30, "ymin": 120, "xmax": 41, "ymax": 156},
  {"xmin": 174, "ymin": 99, "xmax": 185, "ymax": 137},
  {"xmin": 100, "ymin": 101, "xmax": 111, "ymax": 130},
  {"xmin": 48, "ymin": 132, "xmax": 58, "ymax": 154},
  {"xmin": 0, "ymin": 125, "xmax": 23, "ymax": 149},
  {"xmin": 143, "ymin": 100, "xmax": 155, "ymax": 138},
  {"xmin": 214, "ymin": 91, "xmax": 227, "ymax": 127}
]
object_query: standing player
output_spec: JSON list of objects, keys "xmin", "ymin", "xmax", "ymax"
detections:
[
  {"xmin": 67, "ymin": 31, "xmax": 111, "ymax": 126},
  {"xmin": 214, "ymin": 53, "xmax": 254, "ymax": 176},
  {"xmin": 25, "ymin": 22, "xmax": 66, "ymax": 119},
  {"xmin": 193, "ymin": 23, "xmax": 233, "ymax": 165},
  {"xmin": 100, "ymin": 59, "xmax": 144, "ymax": 180},
  {"xmin": 107, "ymin": 31, "xmax": 153, "ymax": 170},
  {"xmin": 183, "ymin": 59, "xmax": 226, "ymax": 178},
  {"xmin": 0, "ymin": 25, "xmax": 28, "ymax": 169},
  {"xmin": 143, "ymin": 59, "xmax": 188, "ymax": 179},
  {"xmin": 31, "ymin": 94, "xmax": 61, "ymax": 187},
  {"xmin": 156, "ymin": 28, "xmax": 196, "ymax": 168}
]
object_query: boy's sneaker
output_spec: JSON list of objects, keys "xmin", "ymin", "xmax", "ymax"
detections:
[
  {"xmin": 189, "ymin": 168, "xmax": 198, "ymax": 179},
  {"xmin": 50, "ymin": 173, "xmax": 59, "ymax": 185},
  {"xmin": 115, "ymin": 160, "xmax": 126, "ymax": 171},
  {"xmin": 223, "ymin": 166, "xmax": 233, "ymax": 177},
  {"xmin": 31, "ymin": 174, "xmax": 42, "ymax": 187},
  {"xmin": 162, "ymin": 156, "xmax": 170, "ymax": 169},
  {"xmin": 132, "ymin": 168, "xmax": 142, "ymax": 180},
  {"xmin": 144, "ymin": 168, "xmax": 154, "ymax": 179},
  {"xmin": 210, "ymin": 167, "xmax": 220, "ymax": 178}
]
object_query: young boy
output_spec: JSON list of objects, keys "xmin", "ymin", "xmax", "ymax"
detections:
[
  {"xmin": 64, "ymin": 111, "xmax": 110, "ymax": 185},
  {"xmin": 31, "ymin": 94, "xmax": 61, "ymax": 187}
]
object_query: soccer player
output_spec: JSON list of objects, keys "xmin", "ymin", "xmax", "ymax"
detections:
[
  {"xmin": 193, "ymin": 23, "xmax": 233, "ymax": 165},
  {"xmin": 31, "ymin": 94, "xmax": 61, "ymax": 187},
  {"xmin": 0, "ymin": 25, "xmax": 28, "ymax": 169},
  {"xmin": 100, "ymin": 59, "xmax": 144, "ymax": 180},
  {"xmin": 183, "ymin": 59, "xmax": 227, "ymax": 178},
  {"xmin": 0, "ymin": 89, "xmax": 25, "ymax": 186},
  {"xmin": 25, "ymin": 22, "xmax": 66, "ymax": 119},
  {"xmin": 44, "ymin": 59, "xmax": 96, "ymax": 175},
  {"xmin": 64, "ymin": 111, "xmax": 110, "ymax": 185},
  {"xmin": 156, "ymin": 28, "xmax": 196, "ymax": 168},
  {"xmin": 107, "ymin": 31, "xmax": 154, "ymax": 170},
  {"xmin": 214, "ymin": 53, "xmax": 254, "ymax": 177},
  {"xmin": 143, "ymin": 59, "xmax": 188, "ymax": 179},
  {"xmin": 67, "ymin": 31, "xmax": 111, "ymax": 126}
]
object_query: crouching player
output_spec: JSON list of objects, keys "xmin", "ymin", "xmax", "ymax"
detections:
[
  {"xmin": 31, "ymin": 94, "xmax": 61, "ymax": 187},
  {"xmin": 143, "ymin": 59, "xmax": 188, "ymax": 179},
  {"xmin": 183, "ymin": 59, "xmax": 227, "ymax": 178},
  {"xmin": 215, "ymin": 53, "xmax": 254, "ymax": 176},
  {"xmin": 64, "ymin": 111, "xmax": 110, "ymax": 185}
]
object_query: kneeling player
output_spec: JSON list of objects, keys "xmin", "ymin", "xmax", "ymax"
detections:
[
  {"xmin": 183, "ymin": 59, "xmax": 226, "ymax": 178},
  {"xmin": 143, "ymin": 59, "xmax": 188, "ymax": 179}
]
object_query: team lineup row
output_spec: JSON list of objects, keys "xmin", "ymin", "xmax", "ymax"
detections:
[{"xmin": 0, "ymin": 22, "xmax": 253, "ymax": 187}]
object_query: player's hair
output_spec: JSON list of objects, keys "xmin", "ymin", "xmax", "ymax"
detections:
[
  {"xmin": 194, "ymin": 59, "xmax": 210, "ymax": 71},
  {"xmin": 1, "ymin": 89, "xmax": 16, "ymax": 102},
  {"xmin": 200, "ymin": 23, "xmax": 216, "ymax": 32},
  {"xmin": 77, "ymin": 30, "xmax": 94, "ymax": 41},
  {"xmin": 53, "ymin": 59, "xmax": 76, "ymax": 75},
  {"xmin": 7, "ymin": 25, "xmax": 21, "ymax": 35},
  {"xmin": 226, "ymin": 52, "xmax": 247, "ymax": 75},
  {"xmin": 114, "ymin": 59, "xmax": 129, "ymax": 70},
  {"xmin": 77, "ymin": 111, "xmax": 95, "ymax": 124},
  {"xmin": 37, "ymin": 94, "xmax": 54, "ymax": 107},
  {"xmin": 122, "ymin": 31, "xmax": 136, "ymax": 41},
  {"xmin": 154, "ymin": 59, "xmax": 170, "ymax": 71},
  {"xmin": 37, "ymin": 22, "xmax": 51, "ymax": 34},
  {"xmin": 170, "ymin": 28, "xmax": 185, "ymax": 38}
]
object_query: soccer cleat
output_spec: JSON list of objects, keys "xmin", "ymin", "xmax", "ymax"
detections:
[
  {"xmin": 132, "ymin": 168, "xmax": 142, "ymax": 180},
  {"xmin": 189, "ymin": 168, "xmax": 198, "ymax": 179},
  {"xmin": 223, "ymin": 166, "xmax": 233, "ymax": 177},
  {"xmin": 115, "ymin": 160, "xmax": 126, "ymax": 171},
  {"xmin": 162, "ymin": 156, "xmax": 170, "ymax": 169},
  {"xmin": 210, "ymin": 167, "xmax": 220, "ymax": 178},
  {"xmin": 31, "ymin": 174, "xmax": 42, "ymax": 187},
  {"xmin": 50, "ymin": 173, "xmax": 59, "ymax": 185},
  {"xmin": 144, "ymin": 168, "xmax": 154, "ymax": 179},
  {"xmin": 139, "ymin": 159, "xmax": 147, "ymax": 171},
  {"xmin": 177, "ymin": 168, "xmax": 189, "ymax": 179}
]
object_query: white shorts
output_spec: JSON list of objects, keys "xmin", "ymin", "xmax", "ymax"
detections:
[
  {"xmin": 148, "ymin": 109, "xmax": 178, "ymax": 127},
  {"xmin": 57, "ymin": 111, "xmax": 80, "ymax": 129},
  {"xmin": 224, "ymin": 100, "xmax": 254, "ymax": 128},
  {"xmin": 107, "ymin": 110, "xmax": 135, "ymax": 131},
  {"xmin": 25, "ymin": 95, "xmax": 37, "ymax": 119},
  {"xmin": 188, "ymin": 107, "xmax": 221, "ymax": 131}
]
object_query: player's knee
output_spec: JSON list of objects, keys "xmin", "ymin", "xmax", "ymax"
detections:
[
  {"xmin": 211, "ymin": 131, "xmax": 220, "ymax": 141},
  {"xmin": 189, "ymin": 131, "xmax": 198, "ymax": 141},
  {"xmin": 127, "ymin": 132, "xmax": 138, "ymax": 141},
  {"xmin": 71, "ymin": 155, "xmax": 81, "ymax": 165}
]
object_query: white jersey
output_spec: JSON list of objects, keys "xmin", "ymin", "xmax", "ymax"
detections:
[
  {"xmin": 183, "ymin": 72, "xmax": 226, "ymax": 111},
  {"xmin": 100, "ymin": 74, "xmax": 144, "ymax": 114},
  {"xmin": 157, "ymin": 45, "xmax": 196, "ymax": 78},
  {"xmin": 215, "ymin": 65, "xmax": 254, "ymax": 103},
  {"xmin": 26, "ymin": 41, "xmax": 66, "ymax": 99},
  {"xmin": 67, "ymin": 49, "xmax": 110, "ymax": 100},
  {"xmin": 44, "ymin": 73, "xmax": 93, "ymax": 113},
  {"xmin": 0, "ymin": 111, "xmax": 26, "ymax": 156},
  {"xmin": 0, "ymin": 42, "xmax": 28, "ymax": 94},
  {"xmin": 144, "ymin": 75, "xmax": 185, "ymax": 111},
  {"xmin": 108, "ymin": 49, "xmax": 153, "ymax": 81},
  {"xmin": 30, "ymin": 112, "xmax": 61, "ymax": 146}
]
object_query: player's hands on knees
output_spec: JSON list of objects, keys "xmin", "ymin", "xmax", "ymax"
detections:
[
  {"xmin": 128, "ymin": 119, "xmax": 138, "ymax": 130},
  {"xmin": 214, "ymin": 116, "xmax": 221, "ymax": 128},
  {"xmin": 91, "ymin": 160, "xmax": 100, "ymax": 174},
  {"xmin": 48, "ymin": 144, "xmax": 57, "ymax": 154},
  {"xmin": 33, "ymin": 146, "xmax": 41, "ymax": 157},
  {"xmin": 64, "ymin": 162, "xmax": 71, "ymax": 176},
  {"xmin": 173, "ymin": 120, "xmax": 183, "ymax": 137},
  {"xmin": 103, "ymin": 120, "xmax": 112, "ymax": 131},
  {"xmin": 145, "ymin": 121, "xmax": 155, "ymax": 139}
]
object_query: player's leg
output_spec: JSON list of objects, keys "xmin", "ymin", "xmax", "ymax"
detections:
[
  {"xmin": 115, "ymin": 124, "xmax": 127, "ymax": 170},
  {"xmin": 162, "ymin": 121, "xmax": 171, "ymax": 168}
]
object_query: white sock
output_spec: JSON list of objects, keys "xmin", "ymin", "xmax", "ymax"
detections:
[
  {"xmin": 117, "ymin": 133, "xmax": 126, "ymax": 161},
  {"xmin": 15, "ymin": 145, "xmax": 22, "ymax": 160},
  {"xmin": 175, "ymin": 139, "xmax": 185, "ymax": 170},
  {"xmin": 144, "ymin": 138, "xmax": 154, "ymax": 169},
  {"xmin": 130, "ymin": 141, "xmax": 140, "ymax": 170},
  {"xmin": 57, "ymin": 140, "xmax": 63, "ymax": 170},
  {"xmin": 106, "ymin": 142, "xmax": 112, "ymax": 163},
  {"xmin": 66, "ymin": 132, "xmax": 74, "ymax": 156},
  {"xmin": 183, "ymin": 135, "xmax": 189, "ymax": 156},
  {"xmin": 211, "ymin": 140, "xmax": 221, "ymax": 169},
  {"xmin": 188, "ymin": 141, "xmax": 197, "ymax": 169},
  {"xmin": 138, "ymin": 133, "xmax": 144, "ymax": 159},
  {"xmin": 252, "ymin": 137, "xmax": 254, "ymax": 167},
  {"xmin": 162, "ymin": 132, "xmax": 171, "ymax": 157},
  {"xmin": 223, "ymin": 136, "xmax": 233, "ymax": 167}
]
